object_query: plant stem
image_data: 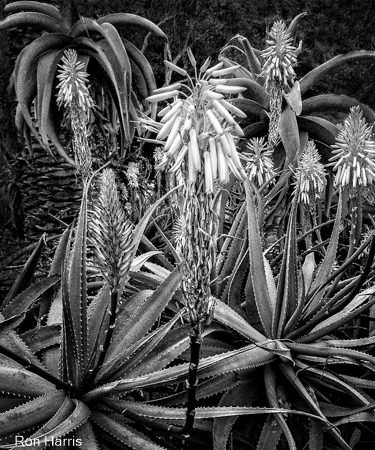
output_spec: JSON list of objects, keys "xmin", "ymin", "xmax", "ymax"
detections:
[{"xmin": 169, "ymin": 323, "xmax": 202, "ymax": 437}]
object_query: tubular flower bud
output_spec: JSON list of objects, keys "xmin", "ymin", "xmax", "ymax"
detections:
[
  {"xmin": 329, "ymin": 106, "xmax": 375, "ymax": 189},
  {"xmin": 293, "ymin": 140, "xmax": 326, "ymax": 204},
  {"xmin": 126, "ymin": 162, "xmax": 140, "ymax": 188},
  {"xmin": 56, "ymin": 49, "xmax": 94, "ymax": 113}
]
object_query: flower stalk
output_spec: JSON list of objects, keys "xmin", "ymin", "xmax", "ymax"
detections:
[
  {"xmin": 329, "ymin": 106, "xmax": 375, "ymax": 252},
  {"xmin": 145, "ymin": 50, "xmax": 247, "ymax": 435},
  {"xmin": 87, "ymin": 168, "xmax": 134, "ymax": 383},
  {"xmin": 293, "ymin": 140, "xmax": 326, "ymax": 248},
  {"xmin": 56, "ymin": 48, "xmax": 95, "ymax": 181},
  {"xmin": 260, "ymin": 20, "xmax": 299, "ymax": 150}
]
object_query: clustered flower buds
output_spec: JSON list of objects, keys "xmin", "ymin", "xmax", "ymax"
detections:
[
  {"xmin": 329, "ymin": 106, "xmax": 375, "ymax": 189},
  {"xmin": 56, "ymin": 49, "xmax": 94, "ymax": 113},
  {"xmin": 90, "ymin": 169, "xmax": 134, "ymax": 290},
  {"xmin": 126, "ymin": 162, "xmax": 140, "ymax": 188},
  {"xmin": 143, "ymin": 51, "xmax": 249, "ymax": 329},
  {"xmin": 259, "ymin": 20, "xmax": 300, "ymax": 150},
  {"xmin": 243, "ymin": 137, "xmax": 275, "ymax": 186},
  {"xmin": 145, "ymin": 56, "xmax": 248, "ymax": 194},
  {"xmin": 56, "ymin": 49, "xmax": 95, "ymax": 179},
  {"xmin": 294, "ymin": 140, "xmax": 326, "ymax": 204},
  {"xmin": 260, "ymin": 20, "xmax": 299, "ymax": 92}
]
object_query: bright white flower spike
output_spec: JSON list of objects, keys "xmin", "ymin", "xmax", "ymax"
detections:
[
  {"xmin": 260, "ymin": 20, "xmax": 299, "ymax": 92},
  {"xmin": 259, "ymin": 20, "xmax": 300, "ymax": 150},
  {"xmin": 143, "ymin": 51, "xmax": 247, "ymax": 193},
  {"xmin": 56, "ymin": 48, "xmax": 94, "ymax": 112},
  {"xmin": 243, "ymin": 137, "xmax": 275, "ymax": 186},
  {"xmin": 56, "ymin": 48, "xmax": 94, "ymax": 178},
  {"xmin": 329, "ymin": 106, "xmax": 375, "ymax": 189},
  {"xmin": 126, "ymin": 162, "xmax": 140, "ymax": 188},
  {"xmin": 294, "ymin": 140, "xmax": 326, "ymax": 204},
  {"xmin": 142, "ymin": 50, "xmax": 249, "ymax": 327}
]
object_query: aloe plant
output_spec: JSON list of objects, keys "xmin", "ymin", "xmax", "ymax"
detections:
[
  {"xmin": 219, "ymin": 12, "xmax": 375, "ymax": 141},
  {"xmin": 205, "ymin": 179, "xmax": 375, "ymax": 449},
  {"xmin": 53, "ymin": 167, "xmax": 375, "ymax": 450},
  {"xmin": 215, "ymin": 13, "xmax": 375, "ymax": 241},
  {"xmin": 0, "ymin": 174, "xmax": 217, "ymax": 449},
  {"xmin": 0, "ymin": 0, "xmax": 167, "ymax": 165},
  {"xmin": 78, "ymin": 178, "xmax": 375, "ymax": 450}
]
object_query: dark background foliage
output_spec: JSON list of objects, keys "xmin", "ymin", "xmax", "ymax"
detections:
[{"xmin": 68, "ymin": 0, "xmax": 375, "ymax": 107}]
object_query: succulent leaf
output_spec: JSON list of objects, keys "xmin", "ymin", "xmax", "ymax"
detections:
[
  {"xmin": 279, "ymin": 362, "xmax": 352, "ymax": 450},
  {"xmin": 2, "ymin": 234, "xmax": 46, "ymax": 310},
  {"xmin": 4, "ymin": 1, "xmax": 63, "ymax": 21},
  {"xmin": 1, "ymin": 275, "xmax": 59, "ymax": 319},
  {"xmin": 272, "ymin": 199, "xmax": 298, "ymax": 339},
  {"xmin": 279, "ymin": 105, "xmax": 300, "ymax": 166},
  {"xmin": 0, "ymin": 314, "xmax": 25, "ymax": 338},
  {"xmin": 61, "ymin": 190, "xmax": 88, "ymax": 384},
  {"xmin": 0, "ymin": 11, "xmax": 66, "ymax": 33},
  {"xmin": 99, "ymin": 263, "xmax": 183, "ymax": 378},
  {"xmin": 299, "ymin": 50, "xmax": 375, "ymax": 95},
  {"xmin": 213, "ymin": 379, "xmax": 261, "ymax": 450},
  {"xmin": 97, "ymin": 13, "xmax": 168, "ymax": 41},
  {"xmin": 302, "ymin": 94, "xmax": 375, "ymax": 123},
  {"xmin": 256, "ymin": 415, "xmax": 283, "ymax": 450},
  {"xmin": 20, "ymin": 324, "xmax": 61, "ymax": 354},
  {"xmin": 304, "ymin": 192, "xmax": 343, "ymax": 317},
  {"xmin": 27, "ymin": 399, "xmax": 90, "ymax": 448},
  {"xmin": 90, "ymin": 410, "xmax": 168, "ymax": 450},
  {"xmin": 213, "ymin": 299, "xmax": 266, "ymax": 342},
  {"xmin": 244, "ymin": 180, "xmax": 273, "ymax": 335},
  {"xmin": 0, "ymin": 391, "xmax": 65, "ymax": 438},
  {"xmin": 0, "ymin": 365, "xmax": 57, "ymax": 397}
]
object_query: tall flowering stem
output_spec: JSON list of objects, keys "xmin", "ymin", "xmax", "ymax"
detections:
[
  {"xmin": 294, "ymin": 140, "xmax": 326, "ymax": 206},
  {"xmin": 293, "ymin": 140, "xmax": 326, "ymax": 247},
  {"xmin": 260, "ymin": 21, "xmax": 299, "ymax": 150},
  {"xmin": 87, "ymin": 168, "xmax": 134, "ymax": 383},
  {"xmin": 144, "ymin": 51, "xmax": 247, "ymax": 434},
  {"xmin": 329, "ymin": 106, "xmax": 375, "ymax": 253},
  {"xmin": 56, "ymin": 48, "xmax": 95, "ymax": 182}
]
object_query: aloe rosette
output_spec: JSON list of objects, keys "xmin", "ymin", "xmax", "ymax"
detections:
[
  {"xmin": 201, "ymin": 179, "xmax": 375, "ymax": 449},
  {"xmin": 0, "ymin": 175, "xmax": 214, "ymax": 449},
  {"xmin": 0, "ymin": 0, "xmax": 167, "ymax": 165}
]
